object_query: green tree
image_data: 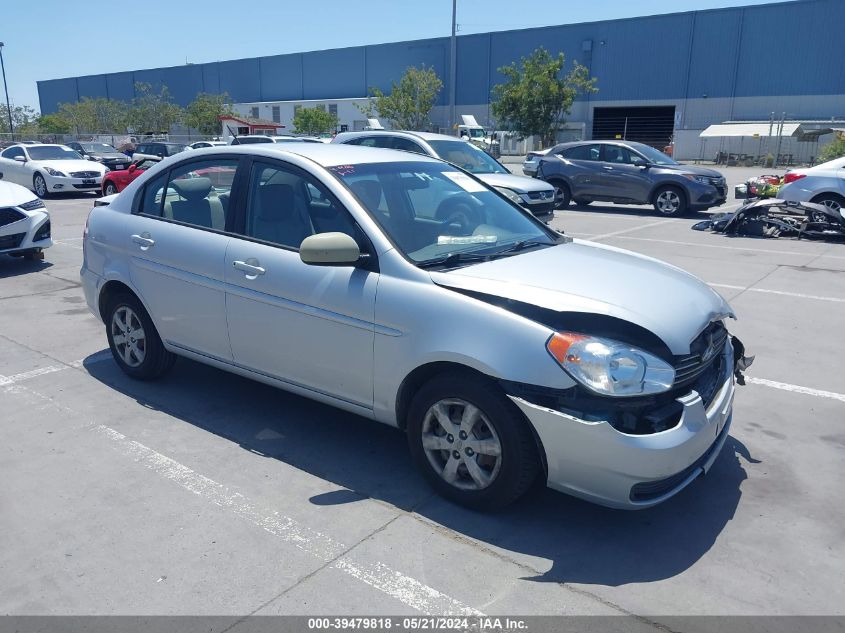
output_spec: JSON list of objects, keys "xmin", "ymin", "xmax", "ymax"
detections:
[
  {"xmin": 361, "ymin": 65, "xmax": 443, "ymax": 130},
  {"xmin": 37, "ymin": 113, "xmax": 72, "ymax": 134},
  {"xmin": 183, "ymin": 92, "xmax": 233, "ymax": 135},
  {"xmin": 58, "ymin": 97, "xmax": 128, "ymax": 134},
  {"xmin": 0, "ymin": 104, "xmax": 39, "ymax": 134},
  {"xmin": 491, "ymin": 47, "xmax": 597, "ymax": 147},
  {"xmin": 127, "ymin": 82, "xmax": 183, "ymax": 133},
  {"xmin": 818, "ymin": 137, "xmax": 845, "ymax": 163},
  {"xmin": 292, "ymin": 106, "xmax": 338, "ymax": 136}
]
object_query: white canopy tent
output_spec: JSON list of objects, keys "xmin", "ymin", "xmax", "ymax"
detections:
[
  {"xmin": 699, "ymin": 122, "xmax": 804, "ymax": 138},
  {"xmin": 697, "ymin": 122, "xmax": 831, "ymax": 166}
]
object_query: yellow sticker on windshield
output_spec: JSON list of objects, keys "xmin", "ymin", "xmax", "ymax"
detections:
[{"xmin": 442, "ymin": 171, "xmax": 487, "ymax": 193}]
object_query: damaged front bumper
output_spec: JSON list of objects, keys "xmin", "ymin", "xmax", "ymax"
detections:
[{"xmin": 510, "ymin": 337, "xmax": 746, "ymax": 509}]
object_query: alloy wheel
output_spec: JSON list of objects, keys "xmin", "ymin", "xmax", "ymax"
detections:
[
  {"xmin": 421, "ymin": 398, "xmax": 502, "ymax": 491},
  {"xmin": 656, "ymin": 190, "xmax": 681, "ymax": 214},
  {"xmin": 34, "ymin": 175, "xmax": 47, "ymax": 198},
  {"xmin": 111, "ymin": 306, "xmax": 146, "ymax": 368}
]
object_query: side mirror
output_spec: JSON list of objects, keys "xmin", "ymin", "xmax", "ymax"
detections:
[
  {"xmin": 632, "ymin": 156, "xmax": 649, "ymax": 168},
  {"xmin": 299, "ymin": 232, "xmax": 361, "ymax": 266},
  {"xmin": 14, "ymin": 156, "xmax": 26, "ymax": 163}
]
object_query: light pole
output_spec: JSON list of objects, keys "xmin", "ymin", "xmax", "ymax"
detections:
[
  {"xmin": 448, "ymin": 0, "xmax": 457, "ymax": 132},
  {"xmin": 0, "ymin": 42, "xmax": 13, "ymax": 141}
]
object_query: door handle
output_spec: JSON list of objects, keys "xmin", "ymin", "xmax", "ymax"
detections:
[
  {"xmin": 131, "ymin": 233, "xmax": 155, "ymax": 249},
  {"xmin": 233, "ymin": 259, "xmax": 266, "ymax": 277},
  {"xmin": 602, "ymin": 166, "xmax": 614, "ymax": 170}
]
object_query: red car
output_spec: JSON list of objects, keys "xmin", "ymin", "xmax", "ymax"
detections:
[{"xmin": 101, "ymin": 158, "xmax": 160, "ymax": 195}]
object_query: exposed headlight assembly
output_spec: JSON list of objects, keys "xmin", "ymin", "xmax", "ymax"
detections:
[
  {"xmin": 44, "ymin": 167, "xmax": 67, "ymax": 177},
  {"xmin": 547, "ymin": 332, "xmax": 675, "ymax": 397},
  {"xmin": 494, "ymin": 186, "xmax": 525, "ymax": 206}
]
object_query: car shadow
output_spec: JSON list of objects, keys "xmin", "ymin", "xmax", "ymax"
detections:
[
  {"xmin": 0, "ymin": 255, "xmax": 53, "ymax": 278},
  {"xmin": 562, "ymin": 203, "xmax": 715, "ymax": 220},
  {"xmin": 83, "ymin": 352, "xmax": 752, "ymax": 587}
]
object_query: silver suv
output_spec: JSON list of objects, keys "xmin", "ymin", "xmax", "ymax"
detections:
[
  {"xmin": 81, "ymin": 143, "xmax": 748, "ymax": 510},
  {"xmin": 537, "ymin": 141, "xmax": 727, "ymax": 216},
  {"xmin": 334, "ymin": 130, "xmax": 556, "ymax": 215}
]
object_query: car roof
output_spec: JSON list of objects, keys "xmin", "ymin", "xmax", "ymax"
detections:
[
  {"xmin": 336, "ymin": 130, "xmax": 461, "ymax": 143},
  {"xmin": 186, "ymin": 142, "xmax": 442, "ymax": 167}
]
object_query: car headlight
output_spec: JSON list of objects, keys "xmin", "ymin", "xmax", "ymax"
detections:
[
  {"xmin": 547, "ymin": 332, "xmax": 675, "ymax": 397},
  {"xmin": 44, "ymin": 167, "xmax": 67, "ymax": 177},
  {"xmin": 92, "ymin": 156, "xmax": 104, "ymax": 162},
  {"xmin": 683, "ymin": 174, "xmax": 712, "ymax": 185},
  {"xmin": 494, "ymin": 186, "xmax": 525, "ymax": 205}
]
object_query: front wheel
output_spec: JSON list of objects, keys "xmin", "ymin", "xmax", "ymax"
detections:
[
  {"xmin": 106, "ymin": 293, "xmax": 175, "ymax": 380},
  {"xmin": 407, "ymin": 372, "xmax": 540, "ymax": 510},
  {"xmin": 33, "ymin": 173, "xmax": 48, "ymax": 198},
  {"xmin": 549, "ymin": 180, "xmax": 571, "ymax": 209},
  {"xmin": 653, "ymin": 186, "xmax": 687, "ymax": 216}
]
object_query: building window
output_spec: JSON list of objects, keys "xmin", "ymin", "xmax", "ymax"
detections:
[
  {"xmin": 250, "ymin": 107, "xmax": 259, "ymax": 118},
  {"xmin": 328, "ymin": 104, "xmax": 338, "ymax": 117},
  {"xmin": 272, "ymin": 106, "xmax": 280, "ymax": 123}
]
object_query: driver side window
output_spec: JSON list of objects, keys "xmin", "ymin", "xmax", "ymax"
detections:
[{"xmin": 2, "ymin": 146, "xmax": 24, "ymax": 160}]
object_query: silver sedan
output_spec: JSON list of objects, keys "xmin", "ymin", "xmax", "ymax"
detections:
[{"xmin": 81, "ymin": 143, "xmax": 749, "ymax": 510}]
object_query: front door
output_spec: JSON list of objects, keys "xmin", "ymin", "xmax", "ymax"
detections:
[
  {"xmin": 127, "ymin": 157, "xmax": 241, "ymax": 362},
  {"xmin": 224, "ymin": 159, "xmax": 378, "ymax": 408},
  {"xmin": 598, "ymin": 145, "xmax": 654, "ymax": 203},
  {"xmin": 0, "ymin": 146, "xmax": 27, "ymax": 185}
]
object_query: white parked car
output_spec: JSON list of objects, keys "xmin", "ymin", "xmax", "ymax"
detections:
[
  {"xmin": 81, "ymin": 143, "xmax": 749, "ymax": 510},
  {"xmin": 522, "ymin": 148, "xmax": 552, "ymax": 177},
  {"xmin": 0, "ymin": 144, "xmax": 106, "ymax": 197},
  {"xmin": 778, "ymin": 156, "xmax": 845, "ymax": 213},
  {"xmin": 0, "ymin": 176, "xmax": 52, "ymax": 258}
]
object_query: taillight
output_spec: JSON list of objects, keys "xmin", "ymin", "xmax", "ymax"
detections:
[
  {"xmin": 526, "ymin": 153, "xmax": 538, "ymax": 160},
  {"xmin": 784, "ymin": 172, "xmax": 807, "ymax": 184}
]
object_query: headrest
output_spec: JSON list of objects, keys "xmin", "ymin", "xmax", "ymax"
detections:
[
  {"xmin": 257, "ymin": 183, "xmax": 295, "ymax": 220},
  {"xmin": 350, "ymin": 180, "xmax": 382, "ymax": 210},
  {"xmin": 171, "ymin": 177, "xmax": 212, "ymax": 201}
]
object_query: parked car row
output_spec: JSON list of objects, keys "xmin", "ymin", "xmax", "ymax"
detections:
[
  {"xmin": 80, "ymin": 141, "xmax": 751, "ymax": 510},
  {"xmin": 0, "ymin": 175, "xmax": 52, "ymax": 259},
  {"xmin": 525, "ymin": 140, "xmax": 727, "ymax": 216}
]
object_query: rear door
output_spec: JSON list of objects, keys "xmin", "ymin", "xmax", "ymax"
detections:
[
  {"xmin": 560, "ymin": 143, "xmax": 604, "ymax": 197},
  {"xmin": 224, "ymin": 158, "xmax": 378, "ymax": 407},
  {"xmin": 127, "ymin": 156, "xmax": 242, "ymax": 362}
]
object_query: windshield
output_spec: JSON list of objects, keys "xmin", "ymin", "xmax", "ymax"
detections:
[
  {"xmin": 165, "ymin": 145, "xmax": 189, "ymax": 155},
  {"xmin": 28, "ymin": 146, "xmax": 83, "ymax": 161},
  {"xmin": 633, "ymin": 144, "xmax": 678, "ymax": 165},
  {"xmin": 331, "ymin": 161, "xmax": 558, "ymax": 265},
  {"xmin": 467, "ymin": 128, "xmax": 485, "ymax": 138},
  {"xmin": 428, "ymin": 140, "xmax": 508, "ymax": 174},
  {"xmin": 81, "ymin": 143, "xmax": 117, "ymax": 153}
]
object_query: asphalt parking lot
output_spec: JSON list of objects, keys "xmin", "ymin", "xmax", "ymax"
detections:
[{"xmin": 1, "ymin": 165, "xmax": 843, "ymax": 622}]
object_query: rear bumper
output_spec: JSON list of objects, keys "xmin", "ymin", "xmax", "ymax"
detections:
[{"xmin": 511, "ymin": 338, "xmax": 735, "ymax": 509}]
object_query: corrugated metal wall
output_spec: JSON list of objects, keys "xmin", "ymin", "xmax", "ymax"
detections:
[{"xmin": 37, "ymin": 0, "xmax": 844, "ymax": 114}]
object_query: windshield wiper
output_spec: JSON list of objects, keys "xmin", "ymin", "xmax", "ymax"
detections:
[
  {"xmin": 490, "ymin": 239, "xmax": 553, "ymax": 256},
  {"xmin": 417, "ymin": 251, "xmax": 492, "ymax": 269}
]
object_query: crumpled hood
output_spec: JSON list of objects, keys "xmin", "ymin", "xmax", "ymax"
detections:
[
  {"xmin": 430, "ymin": 240, "xmax": 734, "ymax": 354},
  {"xmin": 477, "ymin": 172, "xmax": 555, "ymax": 194}
]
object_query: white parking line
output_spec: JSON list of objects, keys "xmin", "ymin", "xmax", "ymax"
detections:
[
  {"xmin": 708, "ymin": 283, "xmax": 845, "ymax": 304},
  {"xmin": 53, "ymin": 240, "xmax": 83, "ymax": 250},
  {"xmin": 0, "ymin": 352, "xmax": 112, "ymax": 387},
  {"xmin": 587, "ymin": 218, "xmax": 677, "ymax": 240},
  {"xmin": 745, "ymin": 377, "xmax": 845, "ymax": 403},
  {"xmin": 95, "ymin": 424, "xmax": 484, "ymax": 616}
]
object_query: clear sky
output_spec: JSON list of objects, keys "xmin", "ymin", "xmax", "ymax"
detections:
[{"xmin": 1, "ymin": 0, "xmax": 787, "ymax": 112}]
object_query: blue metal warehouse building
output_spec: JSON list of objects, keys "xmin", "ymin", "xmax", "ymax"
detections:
[{"xmin": 37, "ymin": 0, "xmax": 845, "ymax": 159}]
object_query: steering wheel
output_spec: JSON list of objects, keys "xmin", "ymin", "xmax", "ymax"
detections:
[{"xmin": 435, "ymin": 194, "xmax": 483, "ymax": 236}]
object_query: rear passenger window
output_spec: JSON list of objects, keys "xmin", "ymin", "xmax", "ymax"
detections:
[
  {"xmin": 138, "ymin": 159, "xmax": 238, "ymax": 230},
  {"xmin": 564, "ymin": 144, "xmax": 602, "ymax": 161},
  {"xmin": 391, "ymin": 138, "xmax": 425, "ymax": 154}
]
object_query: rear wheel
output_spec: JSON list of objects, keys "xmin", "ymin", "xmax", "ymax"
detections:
[
  {"xmin": 653, "ymin": 186, "xmax": 687, "ymax": 216},
  {"xmin": 33, "ymin": 173, "xmax": 48, "ymax": 199},
  {"xmin": 407, "ymin": 372, "xmax": 540, "ymax": 510},
  {"xmin": 810, "ymin": 193, "xmax": 845, "ymax": 216},
  {"xmin": 105, "ymin": 293, "xmax": 175, "ymax": 380},
  {"xmin": 549, "ymin": 180, "xmax": 571, "ymax": 209},
  {"xmin": 104, "ymin": 181, "xmax": 118, "ymax": 196}
]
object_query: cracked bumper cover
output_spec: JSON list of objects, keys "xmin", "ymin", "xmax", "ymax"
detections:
[{"xmin": 510, "ymin": 339, "xmax": 736, "ymax": 509}]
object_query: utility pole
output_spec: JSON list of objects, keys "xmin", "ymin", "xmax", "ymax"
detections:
[
  {"xmin": 0, "ymin": 42, "xmax": 13, "ymax": 141},
  {"xmin": 449, "ymin": 0, "xmax": 457, "ymax": 132}
]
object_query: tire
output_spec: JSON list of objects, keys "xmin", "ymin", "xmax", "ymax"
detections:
[
  {"xmin": 572, "ymin": 198, "xmax": 592, "ymax": 207},
  {"xmin": 104, "ymin": 181, "xmax": 118, "ymax": 196},
  {"xmin": 652, "ymin": 185, "xmax": 687, "ymax": 216},
  {"xmin": 407, "ymin": 371, "xmax": 540, "ymax": 510},
  {"xmin": 548, "ymin": 179, "xmax": 571, "ymax": 209},
  {"xmin": 105, "ymin": 292, "xmax": 175, "ymax": 380},
  {"xmin": 33, "ymin": 173, "xmax": 48, "ymax": 199},
  {"xmin": 810, "ymin": 193, "xmax": 845, "ymax": 215}
]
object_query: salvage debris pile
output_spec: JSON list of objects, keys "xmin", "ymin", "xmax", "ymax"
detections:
[{"xmin": 692, "ymin": 199, "xmax": 845, "ymax": 240}]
